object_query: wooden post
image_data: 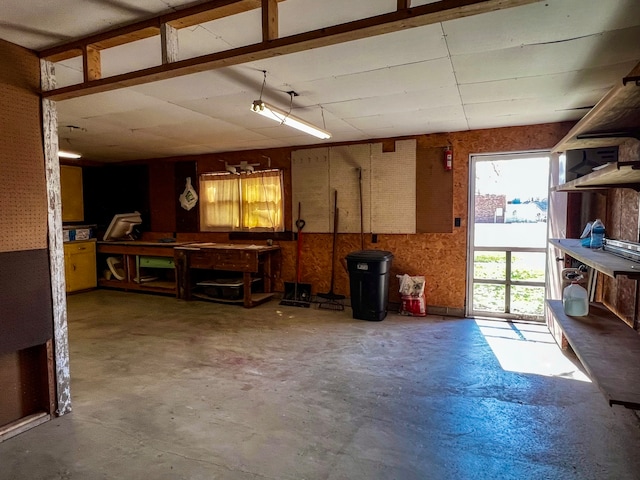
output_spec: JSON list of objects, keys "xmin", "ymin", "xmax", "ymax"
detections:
[
  {"xmin": 398, "ymin": 0, "xmax": 411, "ymax": 9},
  {"xmin": 262, "ymin": 0, "xmax": 278, "ymax": 42},
  {"xmin": 161, "ymin": 23, "xmax": 179, "ymax": 64},
  {"xmin": 40, "ymin": 59, "xmax": 72, "ymax": 416},
  {"xmin": 83, "ymin": 45, "xmax": 101, "ymax": 82}
]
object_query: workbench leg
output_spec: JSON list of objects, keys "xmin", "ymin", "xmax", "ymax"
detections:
[
  {"xmin": 243, "ymin": 272, "xmax": 252, "ymax": 308},
  {"xmin": 264, "ymin": 255, "xmax": 272, "ymax": 294}
]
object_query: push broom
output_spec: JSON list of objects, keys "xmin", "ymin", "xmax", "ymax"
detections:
[{"xmin": 318, "ymin": 190, "xmax": 345, "ymax": 310}]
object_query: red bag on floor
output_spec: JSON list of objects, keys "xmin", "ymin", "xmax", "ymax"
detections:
[{"xmin": 398, "ymin": 275, "xmax": 427, "ymax": 317}]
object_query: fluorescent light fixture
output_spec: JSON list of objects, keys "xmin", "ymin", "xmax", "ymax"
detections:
[
  {"xmin": 58, "ymin": 150, "xmax": 82, "ymax": 159},
  {"xmin": 251, "ymin": 101, "xmax": 331, "ymax": 140}
]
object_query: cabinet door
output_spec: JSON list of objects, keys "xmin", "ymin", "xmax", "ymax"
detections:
[
  {"xmin": 60, "ymin": 165, "xmax": 84, "ymax": 222},
  {"xmin": 64, "ymin": 242, "xmax": 96, "ymax": 292}
]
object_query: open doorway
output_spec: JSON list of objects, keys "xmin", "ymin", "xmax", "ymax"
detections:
[{"xmin": 467, "ymin": 152, "xmax": 551, "ymax": 321}]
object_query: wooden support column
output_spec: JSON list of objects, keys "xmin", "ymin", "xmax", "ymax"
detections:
[
  {"xmin": 83, "ymin": 45, "xmax": 101, "ymax": 82},
  {"xmin": 161, "ymin": 23, "xmax": 179, "ymax": 64},
  {"xmin": 262, "ymin": 0, "xmax": 278, "ymax": 41},
  {"xmin": 398, "ymin": 0, "xmax": 411, "ymax": 9},
  {"xmin": 40, "ymin": 59, "xmax": 72, "ymax": 416}
]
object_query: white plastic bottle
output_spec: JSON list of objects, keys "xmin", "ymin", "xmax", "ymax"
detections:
[
  {"xmin": 562, "ymin": 281, "xmax": 589, "ymax": 316},
  {"xmin": 590, "ymin": 218, "xmax": 605, "ymax": 249}
]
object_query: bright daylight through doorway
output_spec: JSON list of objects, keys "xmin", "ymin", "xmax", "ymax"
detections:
[{"xmin": 468, "ymin": 153, "xmax": 550, "ymax": 321}]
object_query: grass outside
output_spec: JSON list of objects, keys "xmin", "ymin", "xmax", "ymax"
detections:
[{"xmin": 473, "ymin": 252, "xmax": 545, "ymax": 316}]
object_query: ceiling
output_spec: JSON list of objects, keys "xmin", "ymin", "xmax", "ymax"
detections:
[{"xmin": 2, "ymin": 0, "xmax": 640, "ymax": 162}]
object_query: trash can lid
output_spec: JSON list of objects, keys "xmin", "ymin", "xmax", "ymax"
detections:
[{"xmin": 346, "ymin": 250, "xmax": 394, "ymax": 262}]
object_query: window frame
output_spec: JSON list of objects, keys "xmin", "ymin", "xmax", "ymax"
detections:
[{"xmin": 199, "ymin": 169, "xmax": 285, "ymax": 233}]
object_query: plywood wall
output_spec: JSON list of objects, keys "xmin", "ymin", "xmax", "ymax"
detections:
[
  {"xmin": 0, "ymin": 39, "xmax": 47, "ymax": 253},
  {"xmin": 144, "ymin": 122, "xmax": 573, "ymax": 310},
  {"xmin": 600, "ymin": 139, "xmax": 640, "ymax": 327},
  {"xmin": 0, "ymin": 39, "xmax": 55, "ymax": 427}
]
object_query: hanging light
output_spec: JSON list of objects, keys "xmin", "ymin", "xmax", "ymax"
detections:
[
  {"xmin": 58, "ymin": 150, "xmax": 82, "ymax": 159},
  {"xmin": 250, "ymin": 71, "xmax": 331, "ymax": 140},
  {"xmin": 251, "ymin": 100, "xmax": 331, "ymax": 139}
]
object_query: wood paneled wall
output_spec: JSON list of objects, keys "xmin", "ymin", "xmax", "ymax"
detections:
[
  {"xmin": 140, "ymin": 122, "xmax": 573, "ymax": 310},
  {"xmin": 600, "ymin": 139, "xmax": 640, "ymax": 327},
  {"xmin": 0, "ymin": 39, "xmax": 55, "ymax": 427}
]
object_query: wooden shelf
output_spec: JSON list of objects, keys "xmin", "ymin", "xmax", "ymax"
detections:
[
  {"xmin": 547, "ymin": 300, "xmax": 640, "ymax": 409},
  {"xmin": 552, "ymin": 62, "xmax": 640, "ymax": 153},
  {"xmin": 552, "ymin": 162, "xmax": 640, "ymax": 192},
  {"xmin": 550, "ymin": 238, "xmax": 640, "ymax": 279}
]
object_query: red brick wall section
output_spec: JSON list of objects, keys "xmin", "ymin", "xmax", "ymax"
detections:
[{"xmin": 475, "ymin": 194, "xmax": 506, "ymax": 223}]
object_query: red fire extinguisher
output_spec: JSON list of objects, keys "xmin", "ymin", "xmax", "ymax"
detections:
[{"xmin": 444, "ymin": 146, "xmax": 452, "ymax": 171}]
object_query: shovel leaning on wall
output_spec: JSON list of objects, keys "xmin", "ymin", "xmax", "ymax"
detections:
[{"xmin": 280, "ymin": 202, "xmax": 311, "ymax": 307}]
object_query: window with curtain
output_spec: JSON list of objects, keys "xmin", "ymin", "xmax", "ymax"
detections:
[{"xmin": 199, "ymin": 170, "xmax": 284, "ymax": 232}]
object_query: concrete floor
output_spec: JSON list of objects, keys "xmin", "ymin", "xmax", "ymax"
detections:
[{"xmin": 2, "ymin": 290, "xmax": 640, "ymax": 479}]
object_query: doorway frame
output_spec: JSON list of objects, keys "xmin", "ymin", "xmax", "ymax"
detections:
[{"xmin": 466, "ymin": 150, "xmax": 551, "ymax": 320}]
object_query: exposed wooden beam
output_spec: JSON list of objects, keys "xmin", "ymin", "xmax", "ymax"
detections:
[
  {"xmin": 262, "ymin": 0, "xmax": 279, "ymax": 41},
  {"xmin": 83, "ymin": 46, "xmax": 101, "ymax": 82},
  {"xmin": 169, "ymin": 0, "xmax": 277, "ymax": 29},
  {"xmin": 46, "ymin": 48, "xmax": 82, "ymax": 64},
  {"xmin": 39, "ymin": 0, "xmax": 285, "ymax": 63},
  {"xmin": 42, "ymin": 0, "xmax": 542, "ymax": 101},
  {"xmin": 161, "ymin": 23, "xmax": 179, "ymax": 64}
]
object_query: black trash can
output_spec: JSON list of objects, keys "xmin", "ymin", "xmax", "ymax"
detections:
[{"xmin": 346, "ymin": 250, "xmax": 394, "ymax": 321}]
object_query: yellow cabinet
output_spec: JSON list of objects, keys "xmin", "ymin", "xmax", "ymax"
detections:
[
  {"xmin": 64, "ymin": 240, "xmax": 97, "ymax": 293},
  {"xmin": 60, "ymin": 165, "xmax": 84, "ymax": 222}
]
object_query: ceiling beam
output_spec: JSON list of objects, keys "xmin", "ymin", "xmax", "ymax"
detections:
[
  {"xmin": 40, "ymin": 0, "xmax": 283, "ymax": 63},
  {"xmin": 42, "ymin": 0, "xmax": 542, "ymax": 101}
]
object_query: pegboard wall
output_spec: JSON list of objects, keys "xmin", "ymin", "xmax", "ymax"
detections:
[
  {"xmin": 0, "ymin": 39, "xmax": 48, "ymax": 253},
  {"xmin": 292, "ymin": 140, "xmax": 416, "ymax": 233},
  {"xmin": 291, "ymin": 147, "xmax": 331, "ymax": 232}
]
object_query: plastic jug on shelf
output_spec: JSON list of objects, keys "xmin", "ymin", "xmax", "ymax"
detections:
[
  {"xmin": 562, "ymin": 273, "xmax": 589, "ymax": 317},
  {"xmin": 590, "ymin": 218, "xmax": 605, "ymax": 249}
]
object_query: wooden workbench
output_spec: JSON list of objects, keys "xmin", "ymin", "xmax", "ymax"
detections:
[
  {"xmin": 174, "ymin": 243, "xmax": 281, "ymax": 308},
  {"xmin": 97, "ymin": 240, "xmax": 192, "ymax": 295}
]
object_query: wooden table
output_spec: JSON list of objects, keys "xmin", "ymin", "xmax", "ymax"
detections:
[
  {"xmin": 97, "ymin": 241, "xmax": 192, "ymax": 295},
  {"xmin": 174, "ymin": 243, "xmax": 281, "ymax": 308}
]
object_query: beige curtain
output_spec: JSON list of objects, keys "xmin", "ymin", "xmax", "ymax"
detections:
[
  {"xmin": 200, "ymin": 174, "xmax": 240, "ymax": 231},
  {"xmin": 241, "ymin": 170, "xmax": 284, "ymax": 231},
  {"xmin": 199, "ymin": 170, "xmax": 284, "ymax": 232}
]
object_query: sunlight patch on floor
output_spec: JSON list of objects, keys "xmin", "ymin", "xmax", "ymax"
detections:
[{"xmin": 475, "ymin": 319, "xmax": 591, "ymax": 382}]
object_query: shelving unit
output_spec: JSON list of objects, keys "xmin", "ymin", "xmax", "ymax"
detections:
[
  {"xmin": 97, "ymin": 241, "xmax": 191, "ymax": 296},
  {"xmin": 549, "ymin": 238, "xmax": 640, "ymax": 279},
  {"xmin": 552, "ymin": 162, "xmax": 640, "ymax": 192},
  {"xmin": 547, "ymin": 239, "xmax": 640, "ymax": 409},
  {"xmin": 547, "ymin": 300, "xmax": 640, "ymax": 409},
  {"xmin": 552, "ymin": 66, "xmax": 640, "ymax": 154}
]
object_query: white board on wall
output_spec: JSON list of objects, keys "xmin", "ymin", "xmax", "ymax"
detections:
[
  {"xmin": 370, "ymin": 139, "xmax": 416, "ymax": 234},
  {"xmin": 291, "ymin": 139, "xmax": 417, "ymax": 233},
  {"xmin": 329, "ymin": 144, "xmax": 371, "ymax": 234},
  {"xmin": 291, "ymin": 147, "xmax": 330, "ymax": 232}
]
